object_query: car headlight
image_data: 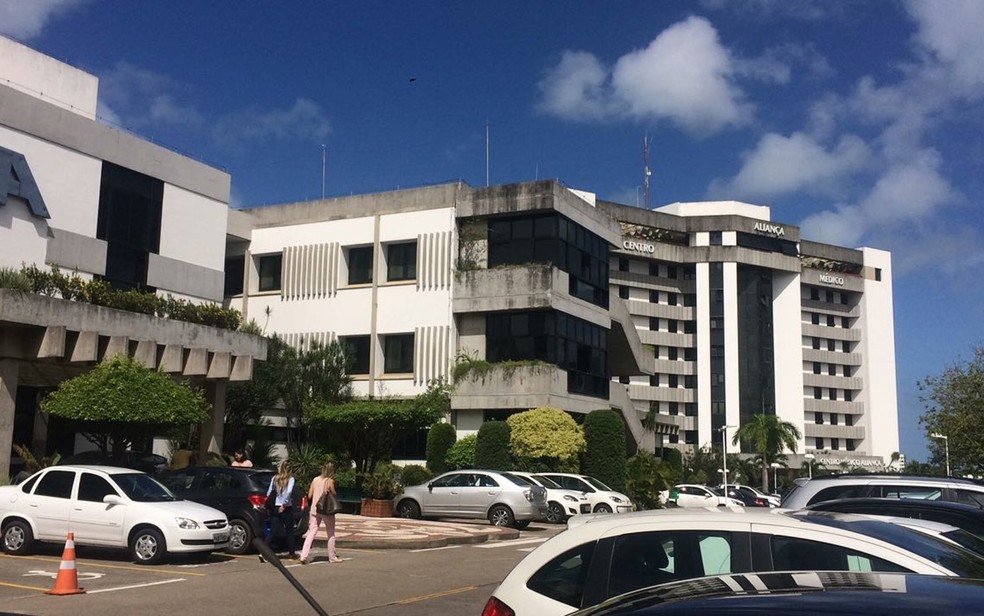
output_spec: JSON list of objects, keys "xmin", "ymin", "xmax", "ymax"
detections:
[
  {"xmin": 610, "ymin": 496, "xmax": 624, "ymax": 504},
  {"xmin": 563, "ymin": 495, "xmax": 578, "ymax": 502},
  {"xmin": 175, "ymin": 517, "xmax": 200, "ymax": 530}
]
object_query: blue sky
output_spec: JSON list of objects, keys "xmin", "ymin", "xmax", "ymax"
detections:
[{"xmin": 3, "ymin": 0, "xmax": 982, "ymax": 463}]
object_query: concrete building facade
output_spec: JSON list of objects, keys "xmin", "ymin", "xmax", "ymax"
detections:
[{"xmin": 0, "ymin": 36, "xmax": 266, "ymax": 477}]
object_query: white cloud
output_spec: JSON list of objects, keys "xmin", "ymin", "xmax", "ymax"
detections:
[
  {"xmin": 907, "ymin": 0, "xmax": 984, "ymax": 92},
  {"xmin": 708, "ymin": 132, "xmax": 871, "ymax": 200},
  {"xmin": 0, "ymin": 0, "xmax": 86, "ymax": 40},
  {"xmin": 536, "ymin": 17, "xmax": 753, "ymax": 135},
  {"xmin": 96, "ymin": 62, "xmax": 329, "ymax": 150}
]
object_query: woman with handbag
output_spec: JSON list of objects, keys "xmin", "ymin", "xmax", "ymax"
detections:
[
  {"xmin": 260, "ymin": 461, "xmax": 298, "ymax": 561},
  {"xmin": 300, "ymin": 460, "xmax": 343, "ymax": 564}
]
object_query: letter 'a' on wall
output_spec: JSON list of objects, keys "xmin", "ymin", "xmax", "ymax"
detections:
[{"xmin": 0, "ymin": 146, "xmax": 50, "ymax": 218}]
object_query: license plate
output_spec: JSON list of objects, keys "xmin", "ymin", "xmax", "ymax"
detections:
[{"xmin": 214, "ymin": 532, "xmax": 229, "ymax": 542}]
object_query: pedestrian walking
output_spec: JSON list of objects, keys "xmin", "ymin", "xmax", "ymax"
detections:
[
  {"xmin": 300, "ymin": 461, "xmax": 343, "ymax": 564},
  {"xmin": 260, "ymin": 461, "xmax": 297, "ymax": 561}
]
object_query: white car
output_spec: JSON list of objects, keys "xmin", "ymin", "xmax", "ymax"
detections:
[
  {"xmin": 666, "ymin": 484, "xmax": 744, "ymax": 508},
  {"xmin": 510, "ymin": 471, "xmax": 591, "ymax": 523},
  {"xmin": 539, "ymin": 473, "xmax": 633, "ymax": 514},
  {"xmin": 482, "ymin": 507, "xmax": 984, "ymax": 616},
  {"xmin": 0, "ymin": 465, "xmax": 230, "ymax": 565}
]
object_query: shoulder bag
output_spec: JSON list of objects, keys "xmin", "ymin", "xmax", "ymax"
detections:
[{"xmin": 316, "ymin": 479, "xmax": 343, "ymax": 515}]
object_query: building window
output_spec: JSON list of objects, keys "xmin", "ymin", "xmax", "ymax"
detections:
[
  {"xmin": 875, "ymin": 268, "xmax": 882, "ymax": 281},
  {"xmin": 810, "ymin": 288, "xmax": 820, "ymax": 301},
  {"xmin": 814, "ymin": 387, "xmax": 822, "ymax": 400},
  {"xmin": 341, "ymin": 335, "xmax": 371, "ymax": 375},
  {"xmin": 812, "ymin": 338, "xmax": 821, "ymax": 350},
  {"xmin": 828, "ymin": 364, "xmax": 837, "ymax": 376},
  {"xmin": 669, "ymin": 402, "xmax": 679, "ymax": 415},
  {"xmin": 826, "ymin": 315, "xmax": 835, "ymax": 327},
  {"xmin": 842, "ymin": 340, "xmax": 851, "ymax": 352},
  {"xmin": 668, "ymin": 347, "xmax": 678, "ymax": 361},
  {"xmin": 619, "ymin": 376, "xmax": 630, "ymax": 384},
  {"xmin": 831, "ymin": 438, "xmax": 840, "ymax": 450},
  {"xmin": 347, "ymin": 246, "xmax": 374, "ymax": 285},
  {"xmin": 96, "ymin": 162, "xmax": 163, "ymax": 291},
  {"xmin": 224, "ymin": 255, "xmax": 244, "ymax": 296},
  {"xmin": 710, "ymin": 231, "xmax": 723, "ymax": 245},
  {"xmin": 649, "ymin": 290, "xmax": 659, "ymax": 303},
  {"xmin": 813, "ymin": 362, "xmax": 821, "ymax": 374},
  {"xmin": 653, "ymin": 346, "xmax": 661, "ymax": 359},
  {"xmin": 649, "ymin": 375, "xmax": 659, "ymax": 387},
  {"xmin": 816, "ymin": 437, "xmax": 825, "ymax": 449},
  {"xmin": 684, "ymin": 375, "xmax": 697, "ymax": 389},
  {"xmin": 684, "ymin": 348, "xmax": 697, "ymax": 361},
  {"xmin": 386, "ymin": 242, "xmax": 417, "ymax": 282},
  {"xmin": 685, "ymin": 404, "xmax": 697, "ymax": 417},
  {"xmin": 619, "ymin": 258, "xmax": 629, "ymax": 272},
  {"xmin": 826, "ymin": 290, "xmax": 834, "ymax": 303},
  {"xmin": 828, "ymin": 388, "xmax": 837, "ymax": 400},
  {"xmin": 649, "ymin": 262, "xmax": 659, "ymax": 277},
  {"xmin": 668, "ymin": 320, "xmax": 678, "ymax": 333},
  {"xmin": 258, "ymin": 254, "xmax": 283, "ymax": 292},
  {"xmin": 831, "ymin": 413, "xmax": 839, "ymax": 426},
  {"xmin": 684, "ymin": 321, "xmax": 696, "ymax": 334},
  {"xmin": 667, "ymin": 266, "xmax": 677, "ymax": 279},
  {"xmin": 650, "ymin": 317, "xmax": 659, "ymax": 331},
  {"xmin": 619, "ymin": 287, "xmax": 629, "ymax": 299},
  {"xmin": 383, "ymin": 334, "xmax": 414, "ymax": 373},
  {"xmin": 669, "ymin": 375, "xmax": 679, "ymax": 388},
  {"xmin": 845, "ymin": 390, "xmax": 853, "ymax": 402},
  {"xmin": 667, "ymin": 292, "xmax": 678, "ymax": 306},
  {"xmin": 827, "ymin": 339, "xmax": 836, "ymax": 351},
  {"xmin": 815, "ymin": 413, "xmax": 824, "ymax": 424},
  {"xmin": 845, "ymin": 414, "xmax": 853, "ymax": 426}
]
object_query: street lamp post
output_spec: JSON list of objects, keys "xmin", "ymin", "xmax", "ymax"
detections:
[
  {"xmin": 719, "ymin": 424, "xmax": 738, "ymax": 498},
  {"xmin": 804, "ymin": 453, "xmax": 815, "ymax": 480},
  {"xmin": 930, "ymin": 433, "xmax": 950, "ymax": 476},
  {"xmin": 770, "ymin": 462, "xmax": 781, "ymax": 494}
]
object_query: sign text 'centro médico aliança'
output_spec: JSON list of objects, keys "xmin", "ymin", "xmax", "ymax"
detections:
[
  {"xmin": 622, "ymin": 240, "xmax": 656, "ymax": 254},
  {"xmin": 753, "ymin": 222, "xmax": 785, "ymax": 237}
]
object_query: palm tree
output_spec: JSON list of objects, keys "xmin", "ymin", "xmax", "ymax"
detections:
[{"xmin": 733, "ymin": 414, "xmax": 802, "ymax": 493}]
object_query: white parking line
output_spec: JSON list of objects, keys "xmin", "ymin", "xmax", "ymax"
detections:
[
  {"xmin": 410, "ymin": 546, "xmax": 461, "ymax": 553},
  {"xmin": 474, "ymin": 538, "xmax": 547, "ymax": 549},
  {"xmin": 87, "ymin": 578, "xmax": 186, "ymax": 594}
]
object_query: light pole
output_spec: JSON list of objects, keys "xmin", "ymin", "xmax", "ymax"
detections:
[
  {"xmin": 804, "ymin": 453, "xmax": 815, "ymax": 480},
  {"xmin": 718, "ymin": 425, "xmax": 737, "ymax": 497},
  {"xmin": 770, "ymin": 462, "xmax": 781, "ymax": 494},
  {"xmin": 930, "ymin": 433, "xmax": 950, "ymax": 476}
]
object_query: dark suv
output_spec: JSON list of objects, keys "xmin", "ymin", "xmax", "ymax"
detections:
[{"xmin": 159, "ymin": 466, "xmax": 308, "ymax": 554}]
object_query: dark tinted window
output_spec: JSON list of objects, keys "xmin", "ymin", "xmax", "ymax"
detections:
[
  {"xmin": 387, "ymin": 242, "xmax": 417, "ymax": 281},
  {"xmin": 610, "ymin": 532, "xmax": 734, "ymax": 597},
  {"xmin": 770, "ymin": 536, "xmax": 909, "ymax": 573},
  {"xmin": 431, "ymin": 474, "xmax": 468, "ymax": 488},
  {"xmin": 341, "ymin": 335, "xmax": 371, "ymax": 374},
  {"xmin": 807, "ymin": 484, "xmax": 871, "ymax": 506},
  {"xmin": 19, "ymin": 473, "xmax": 40, "ymax": 493},
  {"xmin": 348, "ymin": 246, "xmax": 374, "ymax": 285},
  {"xmin": 954, "ymin": 490, "xmax": 984, "ymax": 508},
  {"xmin": 383, "ymin": 334, "xmax": 414, "ymax": 373},
  {"xmin": 161, "ymin": 470, "xmax": 196, "ymax": 493},
  {"xmin": 78, "ymin": 473, "xmax": 118, "ymax": 502},
  {"xmin": 35, "ymin": 470, "xmax": 75, "ymax": 498},
  {"xmin": 527, "ymin": 542, "xmax": 596, "ymax": 608},
  {"xmin": 224, "ymin": 255, "xmax": 245, "ymax": 296},
  {"xmin": 258, "ymin": 254, "xmax": 282, "ymax": 292},
  {"xmin": 96, "ymin": 161, "xmax": 163, "ymax": 291}
]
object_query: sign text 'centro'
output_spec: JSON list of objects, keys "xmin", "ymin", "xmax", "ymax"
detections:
[
  {"xmin": 819, "ymin": 274, "xmax": 845, "ymax": 286},
  {"xmin": 753, "ymin": 222, "xmax": 785, "ymax": 237},
  {"xmin": 623, "ymin": 240, "xmax": 655, "ymax": 254}
]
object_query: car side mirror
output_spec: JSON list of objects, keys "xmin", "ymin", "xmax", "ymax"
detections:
[
  {"xmin": 427, "ymin": 483, "xmax": 434, "ymax": 493},
  {"xmin": 103, "ymin": 494, "xmax": 125, "ymax": 506}
]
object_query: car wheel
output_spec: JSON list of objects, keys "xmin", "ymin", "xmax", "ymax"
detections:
[
  {"xmin": 593, "ymin": 503, "xmax": 613, "ymax": 514},
  {"xmin": 2, "ymin": 519, "xmax": 33, "ymax": 555},
  {"xmin": 396, "ymin": 499, "xmax": 421, "ymax": 519},
  {"xmin": 545, "ymin": 502, "xmax": 567, "ymax": 524},
  {"xmin": 130, "ymin": 527, "xmax": 167, "ymax": 565},
  {"xmin": 226, "ymin": 519, "xmax": 253, "ymax": 555},
  {"xmin": 488, "ymin": 505, "xmax": 514, "ymax": 527}
]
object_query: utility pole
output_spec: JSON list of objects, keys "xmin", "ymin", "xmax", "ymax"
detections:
[
  {"xmin": 321, "ymin": 143, "xmax": 326, "ymax": 200},
  {"xmin": 485, "ymin": 121, "xmax": 490, "ymax": 187},
  {"xmin": 643, "ymin": 133, "xmax": 652, "ymax": 209}
]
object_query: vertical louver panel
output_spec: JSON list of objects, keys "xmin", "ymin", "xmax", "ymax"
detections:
[
  {"xmin": 281, "ymin": 243, "xmax": 339, "ymax": 300},
  {"xmin": 279, "ymin": 331, "xmax": 336, "ymax": 352},
  {"xmin": 414, "ymin": 325, "xmax": 451, "ymax": 385},
  {"xmin": 416, "ymin": 232, "xmax": 452, "ymax": 291}
]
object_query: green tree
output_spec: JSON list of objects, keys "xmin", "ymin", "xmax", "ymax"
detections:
[
  {"xmin": 625, "ymin": 452, "xmax": 675, "ymax": 510},
  {"xmin": 475, "ymin": 421, "xmax": 512, "ymax": 470},
  {"xmin": 225, "ymin": 336, "xmax": 289, "ymax": 450},
  {"xmin": 918, "ymin": 346, "xmax": 984, "ymax": 476},
  {"xmin": 583, "ymin": 409, "xmax": 627, "ymax": 491},
  {"xmin": 278, "ymin": 338, "xmax": 353, "ymax": 445},
  {"xmin": 445, "ymin": 434, "xmax": 477, "ymax": 470},
  {"xmin": 426, "ymin": 422, "xmax": 457, "ymax": 473},
  {"xmin": 41, "ymin": 355, "xmax": 209, "ymax": 454},
  {"xmin": 306, "ymin": 379, "xmax": 450, "ymax": 474},
  {"xmin": 507, "ymin": 407, "xmax": 586, "ymax": 472},
  {"xmin": 733, "ymin": 414, "xmax": 802, "ymax": 492}
]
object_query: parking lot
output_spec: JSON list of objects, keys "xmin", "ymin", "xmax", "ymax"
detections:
[{"xmin": 0, "ymin": 523, "xmax": 563, "ymax": 615}]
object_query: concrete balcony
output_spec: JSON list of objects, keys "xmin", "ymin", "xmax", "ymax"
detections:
[
  {"xmin": 803, "ymin": 373, "xmax": 864, "ymax": 390},
  {"xmin": 804, "ymin": 424, "xmax": 866, "ymax": 440},
  {"xmin": 803, "ymin": 348, "xmax": 862, "ymax": 366},
  {"xmin": 802, "ymin": 324, "xmax": 861, "ymax": 342},
  {"xmin": 803, "ymin": 398, "xmax": 865, "ymax": 415},
  {"xmin": 451, "ymin": 363, "xmax": 609, "ymax": 415}
]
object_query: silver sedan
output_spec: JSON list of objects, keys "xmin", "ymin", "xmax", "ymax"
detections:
[{"xmin": 394, "ymin": 470, "xmax": 549, "ymax": 529}]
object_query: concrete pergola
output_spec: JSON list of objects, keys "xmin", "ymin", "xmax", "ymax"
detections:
[{"xmin": 0, "ymin": 289, "xmax": 267, "ymax": 479}]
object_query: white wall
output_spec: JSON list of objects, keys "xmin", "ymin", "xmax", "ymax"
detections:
[
  {"xmin": 0, "ymin": 36, "xmax": 98, "ymax": 118},
  {"xmin": 772, "ymin": 271, "xmax": 806, "ymax": 450},
  {"xmin": 858, "ymin": 248, "xmax": 899, "ymax": 460},
  {"xmin": 159, "ymin": 184, "xmax": 229, "ymax": 270}
]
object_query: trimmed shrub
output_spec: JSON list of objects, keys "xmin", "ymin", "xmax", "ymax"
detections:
[
  {"xmin": 445, "ymin": 434, "xmax": 477, "ymax": 470},
  {"xmin": 475, "ymin": 421, "xmax": 512, "ymax": 470},
  {"xmin": 583, "ymin": 409, "xmax": 627, "ymax": 491},
  {"xmin": 426, "ymin": 422, "xmax": 456, "ymax": 473},
  {"xmin": 398, "ymin": 464, "xmax": 433, "ymax": 487},
  {"xmin": 507, "ymin": 407, "xmax": 585, "ymax": 472}
]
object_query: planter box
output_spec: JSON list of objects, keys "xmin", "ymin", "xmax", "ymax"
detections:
[{"xmin": 360, "ymin": 498, "xmax": 394, "ymax": 518}]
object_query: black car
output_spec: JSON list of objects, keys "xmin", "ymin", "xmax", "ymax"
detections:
[
  {"xmin": 807, "ymin": 497, "xmax": 984, "ymax": 539},
  {"xmin": 723, "ymin": 486, "xmax": 771, "ymax": 507},
  {"xmin": 60, "ymin": 450, "xmax": 169, "ymax": 475},
  {"xmin": 159, "ymin": 466, "xmax": 308, "ymax": 554},
  {"xmin": 570, "ymin": 572, "xmax": 984, "ymax": 616}
]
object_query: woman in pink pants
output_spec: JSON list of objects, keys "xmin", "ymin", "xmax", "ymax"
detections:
[{"xmin": 300, "ymin": 461, "xmax": 343, "ymax": 564}]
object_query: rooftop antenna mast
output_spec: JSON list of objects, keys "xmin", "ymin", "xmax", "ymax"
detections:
[
  {"xmin": 643, "ymin": 132, "xmax": 652, "ymax": 209},
  {"xmin": 321, "ymin": 143, "xmax": 327, "ymax": 200},
  {"xmin": 485, "ymin": 121, "xmax": 490, "ymax": 187}
]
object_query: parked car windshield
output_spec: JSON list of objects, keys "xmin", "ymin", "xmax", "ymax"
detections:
[
  {"xmin": 791, "ymin": 511, "xmax": 984, "ymax": 578},
  {"xmin": 533, "ymin": 474, "xmax": 563, "ymax": 489},
  {"xmin": 112, "ymin": 473, "xmax": 178, "ymax": 502},
  {"xmin": 585, "ymin": 476, "xmax": 613, "ymax": 491}
]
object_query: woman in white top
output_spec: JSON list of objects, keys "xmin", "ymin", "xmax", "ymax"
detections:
[
  {"xmin": 261, "ymin": 461, "xmax": 297, "ymax": 561},
  {"xmin": 300, "ymin": 460, "xmax": 342, "ymax": 564}
]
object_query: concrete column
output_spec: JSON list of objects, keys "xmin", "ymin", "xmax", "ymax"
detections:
[
  {"xmin": 199, "ymin": 381, "xmax": 226, "ymax": 459},
  {"xmin": 32, "ymin": 392, "xmax": 47, "ymax": 460},
  {"xmin": 0, "ymin": 360, "xmax": 20, "ymax": 481}
]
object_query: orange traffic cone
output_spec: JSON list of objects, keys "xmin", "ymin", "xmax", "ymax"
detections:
[{"xmin": 46, "ymin": 533, "xmax": 85, "ymax": 595}]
